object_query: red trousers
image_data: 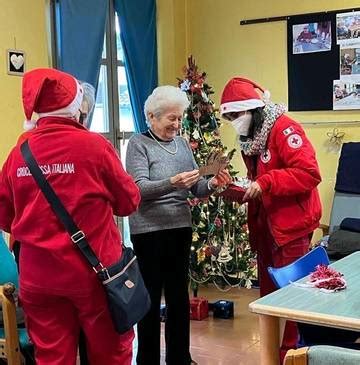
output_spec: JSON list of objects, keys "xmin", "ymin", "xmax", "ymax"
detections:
[
  {"xmin": 20, "ymin": 281, "xmax": 134, "ymax": 365},
  {"xmin": 253, "ymin": 208, "xmax": 310, "ymax": 360}
]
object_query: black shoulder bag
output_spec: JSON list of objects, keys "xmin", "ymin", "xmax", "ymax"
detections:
[{"xmin": 20, "ymin": 140, "xmax": 151, "ymax": 334}]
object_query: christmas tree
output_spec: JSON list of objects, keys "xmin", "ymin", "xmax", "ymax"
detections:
[{"xmin": 178, "ymin": 56, "xmax": 257, "ymax": 293}]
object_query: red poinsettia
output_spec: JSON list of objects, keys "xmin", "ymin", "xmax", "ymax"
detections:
[{"xmin": 181, "ymin": 56, "xmax": 206, "ymax": 95}]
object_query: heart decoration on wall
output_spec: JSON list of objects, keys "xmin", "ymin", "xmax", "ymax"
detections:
[
  {"xmin": 10, "ymin": 54, "xmax": 24, "ymax": 70},
  {"xmin": 7, "ymin": 49, "xmax": 26, "ymax": 75},
  {"xmin": 10, "ymin": 54, "xmax": 25, "ymax": 70}
]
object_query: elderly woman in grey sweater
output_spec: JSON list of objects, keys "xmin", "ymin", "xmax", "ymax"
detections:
[{"xmin": 126, "ymin": 86, "xmax": 230, "ymax": 365}]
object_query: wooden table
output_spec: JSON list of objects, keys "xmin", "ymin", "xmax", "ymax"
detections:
[{"xmin": 249, "ymin": 251, "xmax": 360, "ymax": 365}]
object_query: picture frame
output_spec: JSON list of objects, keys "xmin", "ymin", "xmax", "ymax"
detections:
[
  {"xmin": 336, "ymin": 11, "xmax": 360, "ymax": 47},
  {"xmin": 7, "ymin": 49, "xmax": 25, "ymax": 76},
  {"xmin": 292, "ymin": 21, "xmax": 332, "ymax": 55},
  {"xmin": 333, "ymin": 80, "xmax": 360, "ymax": 110}
]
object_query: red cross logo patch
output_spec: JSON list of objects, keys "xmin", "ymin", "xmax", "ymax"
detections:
[
  {"xmin": 287, "ymin": 134, "xmax": 303, "ymax": 149},
  {"xmin": 260, "ymin": 149, "xmax": 271, "ymax": 163}
]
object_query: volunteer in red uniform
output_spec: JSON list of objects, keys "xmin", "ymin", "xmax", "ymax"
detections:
[
  {"xmin": 220, "ymin": 77, "xmax": 322, "ymax": 360},
  {"xmin": 0, "ymin": 68, "xmax": 141, "ymax": 365},
  {"xmin": 10, "ymin": 81, "xmax": 96, "ymax": 267}
]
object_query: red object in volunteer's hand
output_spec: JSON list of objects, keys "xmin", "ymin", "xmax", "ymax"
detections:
[{"xmin": 218, "ymin": 184, "xmax": 247, "ymax": 202}]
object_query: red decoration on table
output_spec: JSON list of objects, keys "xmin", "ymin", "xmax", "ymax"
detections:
[
  {"xmin": 190, "ymin": 297, "xmax": 209, "ymax": 320},
  {"xmin": 309, "ymin": 264, "xmax": 346, "ymax": 292}
]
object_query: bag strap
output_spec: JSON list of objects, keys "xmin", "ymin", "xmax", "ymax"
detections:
[{"xmin": 20, "ymin": 140, "xmax": 105, "ymax": 273}]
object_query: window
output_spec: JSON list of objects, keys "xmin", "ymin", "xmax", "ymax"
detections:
[
  {"xmin": 91, "ymin": 3, "xmax": 135, "ymax": 145},
  {"xmin": 93, "ymin": 4, "xmax": 135, "ymax": 245}
]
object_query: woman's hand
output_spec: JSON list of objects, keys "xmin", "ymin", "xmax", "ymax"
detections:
[
  {"xmin": 170, "ymin": 170, "xmax": 200, "ymax": 189},
  {"xmin": 243, "ymin": 181, "xmax": 262, "ymax": 201},
  {"xmin": 209, "ymin": 169, "xmax": 232, "ymax": 189}
]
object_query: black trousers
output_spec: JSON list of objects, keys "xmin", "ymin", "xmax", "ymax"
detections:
[{"xmin": 132, "ymin": 227, "xmax": 192, "ymax": 365}]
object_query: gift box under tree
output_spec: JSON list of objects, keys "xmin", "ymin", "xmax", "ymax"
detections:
[
  {"xmin": 213, "ymin": 300, "xmax": 234, "ymax": 319},
  {"xmin": 190, "ymin": 297, "xmax": 209, "ymax": 320}
]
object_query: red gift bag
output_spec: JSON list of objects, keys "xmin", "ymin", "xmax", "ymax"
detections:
[
  {"xmin": 190, "ymin": 297, "xmax": 209, "ymax": 320},
  {"xmin": 218, "ymin": 184, "xmax": 246, "ymax": 203}
]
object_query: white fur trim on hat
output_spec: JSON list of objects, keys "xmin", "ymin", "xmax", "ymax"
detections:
[
  {"xmin": 37, "ymin": 82, "xmax": 84, "ymax": 120},
  {"xmin": 220, "ymin": 99, "xmax": 265, "ymax": 116},
  {"xmin": 23, "ymin": 120, "xmax": 37, "ymax": 131},
  {"xmin": 262, "ymin": 90, "xmax": 271, "ymax": 103}
]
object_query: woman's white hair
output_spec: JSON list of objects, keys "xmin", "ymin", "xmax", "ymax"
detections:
[
  {"xmin": 79, "ymin": 81, "xmax": 96, "ymax": 113},
  {"xmin": 144, "ymin": 85, "xmax": 189, "ymax": 125}
]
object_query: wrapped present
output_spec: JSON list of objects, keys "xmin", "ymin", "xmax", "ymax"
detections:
[
  {"xmin": 160, "ymin": 304, "xmax": 167, "ymax": 322},
  {"xmin": 190, "ymin": 297, "xmax": 209, "ymax": 320},
  {"xmin": 213, "ymin": 300, "xmax": 234, "ymax": 319},
  {"xmin": 218, "ymin": 178, "xmax": 251, "ymax": 203},
  {"xmin": 218, "ymin": 184, "xmax": 246, "ymax": 202}
]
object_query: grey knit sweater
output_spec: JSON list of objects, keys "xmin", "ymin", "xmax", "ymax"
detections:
[{"xmin": 125, "ymin": 133, "xmax": 212, "ymax": 235}]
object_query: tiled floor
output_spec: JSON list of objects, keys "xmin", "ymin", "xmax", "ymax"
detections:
[{"xmin": 77, "ymin": 286, "xmax": 261, "ymax": 364}]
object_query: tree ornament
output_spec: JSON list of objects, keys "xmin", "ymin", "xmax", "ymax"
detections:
[
  {"xmin": 217, "ymin": 246, "xmax": 233, "ymax": 263},
  {"xmin": 192, "ymin": 129, "xmax": 200, "ymax": 139}
]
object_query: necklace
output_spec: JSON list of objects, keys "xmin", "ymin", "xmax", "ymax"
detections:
[{"xmin": 148, "ymin": 129, "xmax": 178, "ymax": 155}]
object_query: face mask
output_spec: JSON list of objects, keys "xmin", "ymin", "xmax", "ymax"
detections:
[{"xmin": 231, "ymin": 112, "xmax": 252, "ymax": 137}]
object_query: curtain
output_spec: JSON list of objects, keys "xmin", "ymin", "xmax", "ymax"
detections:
[
  {"xmin": 55, "ymin": 0, "xmax": 108, "ymax": 88},
  {"xmin": 114, "ymin": 0, "xmax": 158, "ymax": 133}
]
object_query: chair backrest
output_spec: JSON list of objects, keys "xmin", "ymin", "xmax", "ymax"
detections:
[
  {"xmin": 329, "ymin": 142, "xmax": 360, "ymax": 234},
  {"xmin": 0, "ymin": 233, "xmax": 19, "ymax": 288},
  {"xmin": 284, "ymin": 346, "xmax": 360, "ymax": 365},
  {"xmin": 0, "ymin": 233, "xmax": 22, "ymax": 365},
  {"xmin": 268, "ymin": 246, "xmax": 329, "ymax": 289},
  {"xmin": 329, "ymin": 192, "xmax": 360, "ymax": 234},
  {"xmin": 308, "ymin": 345, "xmax": 360, "ymax": 365}
]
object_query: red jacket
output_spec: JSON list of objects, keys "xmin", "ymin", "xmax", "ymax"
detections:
[
  {"xmin": 0, "ymin": 117, "xmax": 140, "ymax": 294},
  {"xmin": 243, "ymin": 114, "xmax": 322, "ymax": 246}
]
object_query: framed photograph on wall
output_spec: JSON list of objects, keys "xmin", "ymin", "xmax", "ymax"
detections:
[
  {"xmin": 333, "ymin": 80, "xmax": 360, "ymax": 110},
  {"xmin": 340, "ymin": 47, "xmax": 360, "ymax": 82},
  {"xmin": 336, "ymin": 11, "xmax": 360, "ymax": 47},
  {"xmin": 7, "ymin": 49, "xmax": 25, "ymax": 76},
  {"xmin": 292, "ymin": 22, "xmax": 332, "ymax": 54}
]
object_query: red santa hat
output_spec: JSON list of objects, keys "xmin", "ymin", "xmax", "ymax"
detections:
[
  {"xmin": 22, "ymin": 68, "xmax": 83, "ymax": 130},
  {"xmin": 220, "ymin": 77, "xmax": 270, "ymax": 116}
]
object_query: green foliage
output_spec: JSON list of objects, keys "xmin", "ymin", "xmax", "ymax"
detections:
[{"xmin": 178, "ymin": 56, "xmax": 257, "ymax": 291}]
